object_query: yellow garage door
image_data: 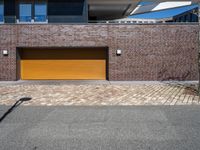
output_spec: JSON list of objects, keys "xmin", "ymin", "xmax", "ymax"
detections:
[{"xmin": 20, "ymin": 48, "xmax": 107, "ymax": 80}]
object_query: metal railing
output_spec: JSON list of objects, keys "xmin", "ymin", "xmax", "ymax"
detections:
[
  {"xmin": 4, "ymin": 16, "xmax": 16, "ymax": 23},
  {"xmin": 0, "ymin": 16, "xmax": 198, "ymax": 25}
]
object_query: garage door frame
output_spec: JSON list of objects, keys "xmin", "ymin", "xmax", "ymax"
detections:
[{"xmin": 16, "ymin": 47, "xmax": 109, "ymax": 80}]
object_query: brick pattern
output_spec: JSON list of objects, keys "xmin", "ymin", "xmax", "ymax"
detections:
[
  {"xmin": 0, "ymin": 25, "xmax": 17, "ymax": 81},
  {"xmin": 0, "ymin": 83, "xmax": 199, "ymax": 106},
  {"xmin": 17, "ymin": 25, "xmax": 108, "ymax": 47},
  {"xmin": 0, "ymin": 24, "xmax": 199, "ymax": 81},
  {"xmin": 108, "ymin": 25, "xmax": 198, "ymax": 81}
]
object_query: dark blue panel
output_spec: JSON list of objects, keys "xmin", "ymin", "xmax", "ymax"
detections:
[
  {"xmin": 48, "ymin": 0, "xmax": 84, "ymax": 16},
  {"xmin": 4, "ymin": 0, "xmax": 15, "ymax": 16}
]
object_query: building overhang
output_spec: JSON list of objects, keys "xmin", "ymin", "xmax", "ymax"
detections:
[{"xmin": 88, "ymin": 0, "xmax": 192, "ymax": 20}]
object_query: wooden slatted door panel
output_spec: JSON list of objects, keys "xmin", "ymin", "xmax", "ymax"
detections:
[{"xmin": 20, "ymin": 48, "xmax": 107, "ymax": 80}]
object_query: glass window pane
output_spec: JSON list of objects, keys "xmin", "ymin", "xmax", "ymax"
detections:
[
  {"xmin": 19, "ymin": 3, "xmax": 32, "ymax": 22},
  {"xmin": 0, "ymin": 1, "xmax": 3, "ymax": 22},
  {"xmin": 48, "ymin": 0, "xmax": 84, "ymax": 16},
  {"xmin": 35, "ymin": 2, "xmax": 47, "ymax": 22}
]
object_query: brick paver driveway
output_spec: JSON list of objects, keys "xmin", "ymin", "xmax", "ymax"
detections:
[{"xmin": 0, "ymin": 81, "xmax": 199, "ymax": 106}]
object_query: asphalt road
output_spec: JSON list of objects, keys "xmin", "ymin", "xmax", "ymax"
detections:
[{"xmin": 0, "ymin": 105, "xmax": 200, "ymax": 150}]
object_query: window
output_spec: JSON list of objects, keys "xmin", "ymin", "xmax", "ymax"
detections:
[
  {"xmin": 190, "ymin": 13, "xmax": 198, "ymax": 22},
  {"xmin": 35, "ymin": 1, "xmax": 47, "ymax": 22},
  {"xmin": 184, "ymin": 15, "xmax": 189, "ymax": 22},
  {"xmin": 179, "ymin": 16, "xmax": 183, "ymax": 22},
  {"xmin": 0, "ymin": 0, "xmax": 3, "ymax": 22},
  {"xmin": 19, "ymin": 1, "xmax": 47, "ymax": 23},
  {"xmin": 48, "ymin": 0, "xmax": 84, "ymax": 16},
  {"xmin": 19, "ymin": 3, "xmax": 32, "ymax": 22}
]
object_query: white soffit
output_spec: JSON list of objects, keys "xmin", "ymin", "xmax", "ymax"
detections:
[{"xmin": 152, "ymin": 1, "xmax": 192, "ymax": 11}]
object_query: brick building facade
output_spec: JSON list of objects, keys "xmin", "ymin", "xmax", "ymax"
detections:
[{"xmin": 0, "ymin": 24, "xmax": 198, "ymax": 81}]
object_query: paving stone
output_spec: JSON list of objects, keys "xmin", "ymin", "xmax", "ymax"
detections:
[{"xmin": 0, "ymin": 82, "xmax": 199, "ymax": 106}]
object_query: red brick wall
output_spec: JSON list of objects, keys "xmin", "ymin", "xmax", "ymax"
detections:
[
  {"xmin": 0, "ymin": 24, "xmax": 198, "ymax": 81},
  {"xmin": 108, "ymin": 25, "xmax": 198, "ymax": 81},
  {"xmin": 0, "ymin": 25, "xmax": 17, "ymax": 81}
]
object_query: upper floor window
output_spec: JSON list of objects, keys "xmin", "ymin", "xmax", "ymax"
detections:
[
  {"xmin": 0, "ymin": 0, "xmax": 4, "ymax": 22},
  {"xmin": 18, "ymin": 0, "xmax": 47, "ymax": 23},
  {"xmin": 19, "ymin": 3, "xmax": 32, "ymax": 22},
  {"xmin": 34, "ymin": 1, "xmax": 47, "ymax": 22}
]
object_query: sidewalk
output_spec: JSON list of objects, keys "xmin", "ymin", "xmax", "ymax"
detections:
[{"xmin": 0, "ymin": 81, "xmax": 198, "ymax": 106}]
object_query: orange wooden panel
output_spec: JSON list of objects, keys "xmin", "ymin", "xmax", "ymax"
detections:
[
  {"xmin": 20, "ymin": 48, "xmax": 107, "ymax": 80},
  {"xmin": 21, "ymin": 60, "xmax": 106, "ymax": 80}
]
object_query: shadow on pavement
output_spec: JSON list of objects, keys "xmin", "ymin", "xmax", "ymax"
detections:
[{"xmin": 0, "ymin": 97, "xmax": 32, "ymax": 123}]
